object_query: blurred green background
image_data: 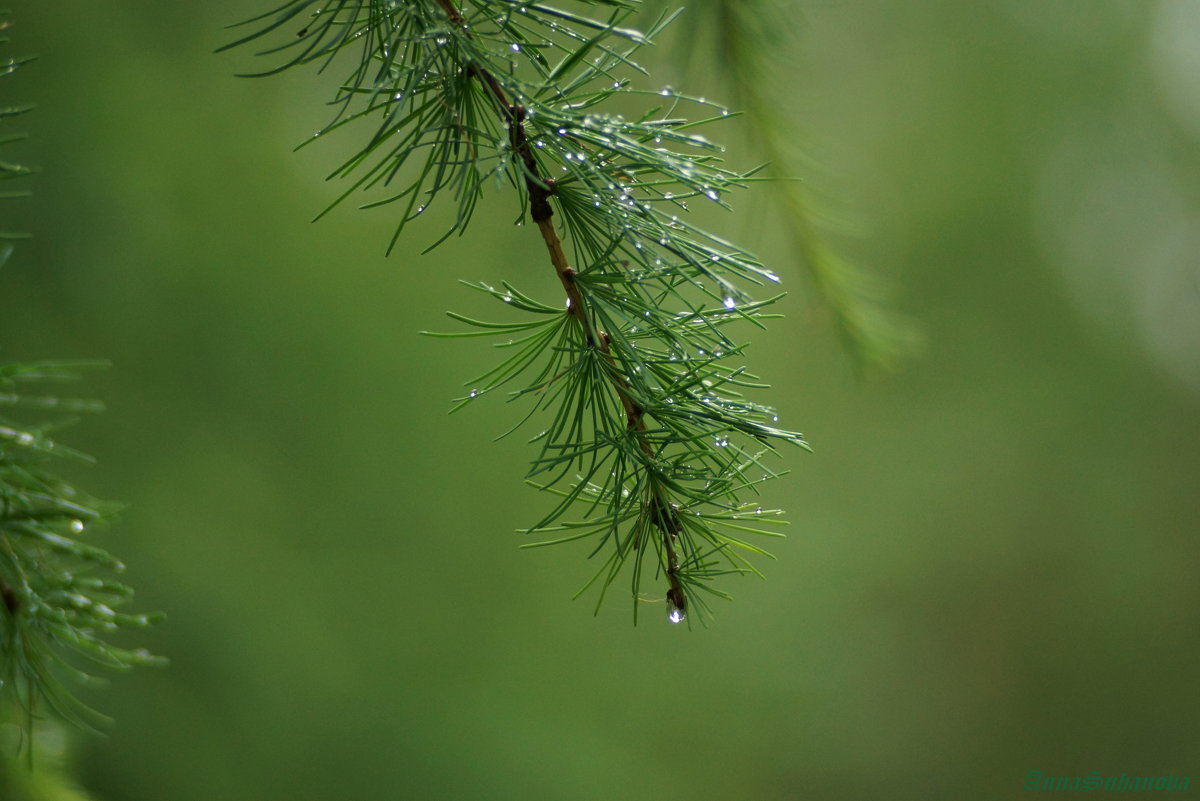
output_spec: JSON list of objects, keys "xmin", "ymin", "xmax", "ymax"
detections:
[{"xmin": 2, "ymin": 1, "xmax": 1198, "ymax": 798}]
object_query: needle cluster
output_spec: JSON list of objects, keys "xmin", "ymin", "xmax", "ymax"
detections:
[
  {"xmin": 224, "ymin": 0, "xmax": 810, "ymax": 624},
  {"xmin": 0, "ymin": 365, "xmax": 164, "ymax": 731}
]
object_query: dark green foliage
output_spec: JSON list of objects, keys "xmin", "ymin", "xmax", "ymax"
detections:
[
  {"xmin": 223, "ymin": 0, "xmax": 811, "ymax": 624},
  {"xmin": 0, "ymin": 15, "xmax": 162, "ymax": 736},
  {"xmin": 681, "ymin": 0, "xmax": 921, "ymax": 371}
]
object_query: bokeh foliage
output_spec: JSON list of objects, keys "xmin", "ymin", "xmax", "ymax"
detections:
[{"xmin": 1, "ymin": 1, "xmax": 1198, "ymax": 800}]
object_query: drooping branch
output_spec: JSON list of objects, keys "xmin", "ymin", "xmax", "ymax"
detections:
[
  {"xmin": 0, "ymin": 17, "xmax": 162, "ymax": 734},
  {"xmin": 224, "ymin": 0, "xmax": 811, "ymax": 625}
]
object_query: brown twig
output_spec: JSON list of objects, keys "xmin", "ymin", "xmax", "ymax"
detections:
[
  {"xmin": 435, "ymin": 0, "xmax": 687, "ymax": 616},
  {"xmin": 1, "ymin": 578, "xmax": 18, "ymax": 616}
]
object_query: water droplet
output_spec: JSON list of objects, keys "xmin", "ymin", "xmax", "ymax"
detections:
[
  {"xmin": 435, "ymin": 36, "xmax": 448, "ymax": 46},
  {"xmin": 710, "ymin": 254, "xmax": 721, "ymax": 262},
  {"xmin": 502, "ymin": 294, "xmax": 513, "ymax": 303},
  {"xmin": 510, "ymin": 43, "xmax": 521, "ymax": 52},
  {"xmin": 16, "ymin": 432, "xmax": 33, "ymax": 446},
  {"xmin": 660, "ymin": 87, "xmax": 673, "ymax": 97},
  {"xmin": 469, "ymin": 389, "xmax": 479, "ymax": 398},
  {"xmin": 723, "ymin": 297, "xmax": 736, "ymax": 310},
  {"xmin": 557, "ymin": 127, "xmax": 567, "ymax": 135},
  {"xmin": 668, "ymin": 607, "xmax": 686, "ymax": 624},
  {"xmin": 704, "ymin": 188, "xmax": 719, "ymax": 201},
  {"xmin": 69, "ymin": 519, "xmax": 85, "ymax": 534},
  {"xmin": 714, "ymin": 437, "xmax": 729, "ymax": 447}
]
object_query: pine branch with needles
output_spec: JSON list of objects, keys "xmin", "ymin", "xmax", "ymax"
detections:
[
  {"xmin": 0, "ymin": 15, "xmax": 163, "ymax": 739},
  {"xmin": 222, "ymin": 0, "xmax": 812, "ymax": 625}
]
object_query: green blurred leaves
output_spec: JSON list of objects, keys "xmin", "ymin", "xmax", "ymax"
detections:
[{"xmin": 680, "ymin": 0, "xmax": 922, "ymax": 371}]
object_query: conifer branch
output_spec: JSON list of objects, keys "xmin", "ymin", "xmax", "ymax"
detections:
[
  {"xmin": 0, "ymin": 15, "xmax": 163, "ymax": 738},
  {"xmin": 223, "ymin": 0, "xmax": 811, "ymax": 624}
]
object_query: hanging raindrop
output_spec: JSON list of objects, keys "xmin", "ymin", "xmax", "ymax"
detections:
[{"xmin": 667, "ymin": 587, "xmax": 686, "ymax": 624}]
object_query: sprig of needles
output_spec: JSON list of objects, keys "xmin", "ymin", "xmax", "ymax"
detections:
[
  {"xmin": 1, "ymin": 16, "xmax": 162, "ymax": 738},
  {"xmin": 223, "ymin": 0, "xmax": 810, "ymax": 625},
  {"xmin": 0, "ymin": 361, "xmax": 164, "ymax": 734}
]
